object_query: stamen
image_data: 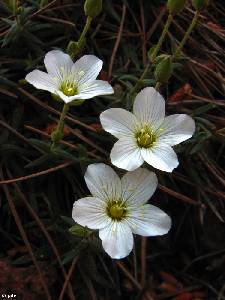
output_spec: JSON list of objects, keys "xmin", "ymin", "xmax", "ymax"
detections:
[
  {"xmin": 135, "ymin": 126, "xmax": 156, "ymax": 148},
  {"xmin": 106, "ymin": 200, "xmax": 126, "ymax": 221},
  {"xmin": 59, "ymin": 80, "xmax": 77, "ymax": 96}
]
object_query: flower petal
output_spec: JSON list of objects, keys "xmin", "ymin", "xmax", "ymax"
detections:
[
  {"xmin": 55, "ymin": 80, "xmax": 113, "ymax": 103},
  {"xmin": 100, "ymin": 108, "xmax": 138, "ymax": 139},
  {"xmin": 25, "ymin": 70, "xmax": 58, "ymax": 93},
  {"xmin": 126, "ymin": 204, "xmax": 171, "ymax": 236},
  {"xmin": 133, "ymin": 87, "xmax": 165, "ymax": 130},
  {"xmin": 55, "ymin": 90, "xmax": 75, "ymax": 103},
  {"xmin": 99, "ymin": 221, "xmax": 133, "ymax": 259},
  {"xmin": 77, "ymin": 80, "xmax": 114, "ymax": 99},
  {"xmin": 84, "ymin": 163, "xmax": 121, "ymax": 201},
  {"xmin": 141, "ymin": 143, "xmax": 179, "ymax": 172},
  {"xmin": 110, "ymin": 137, "xmax": 144, "ymax": 171},
  {"xmin": 72, "ymin": 55, "xmax": 103, "ymax": 85},
  {"xmin": 121, "ymin": 168, "xmax": 157, "ymax": 206},
  {"xmin": 72, "ymin": 197, "xmax": 110, "ymax": 229},
  {"xmin": 158, "ymin": 114, "xmax": 195, "ymax": 146},
  {"xmin": 44, "ymin": 50, "xmax": 73, "ymax": 81}
]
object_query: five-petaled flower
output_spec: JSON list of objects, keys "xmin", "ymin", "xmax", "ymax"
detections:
[
  {"xmin": 25, "ymin": 50, "xmax": 114, "ymax": 104},
  {"xmin": 100, "ymin": 87, "xmax": 195, "ymax": 172},
  {"xmin": 72, "ymin": 163, "xmax": 171, "ymax": 259}
]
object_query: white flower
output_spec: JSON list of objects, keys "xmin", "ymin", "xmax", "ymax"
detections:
[
  {"xmin": 72, "ymin": 163, "xmax": 171, "ymax": 259},
  {"xmin": 25, "ymin": 50, "xmax": 114, "ymax": 104},
  {"xmin": 100, "ymin": 87, "xmax": 195, "ymax": 172}
]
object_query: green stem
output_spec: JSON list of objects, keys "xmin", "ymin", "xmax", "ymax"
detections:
[
  {"xmin": 51, "ymin": 16, "xmax": 93, "ymax": 151},
  {"xmin": 151, "ymin": 14, "xmax": 173, "ymax": 62},
  {"xmin": 174, "ymin": 10, "xmax": 200, "ymax": 58},
  {"xmin": 131, "ymin": 61, "xmax": 150, "ymax": 95},
  {"xmin": 51, "ymin": 103, "xmax": 70, "ymax": 151},
  {"xmin": 67, "ymin": 16, "xmax": 92, "ymax": 58},
  {"xmin": 155, "ymin": 81, "xmax": 161, "ymax": 91},
  {"xmin": 155, "ymin": 11, "xmax": 200, "ymax": 89},
  {"xmin": 77, "ymin": 16, "xmax": 92, "ymax": 49},
  {"xmin": 130, "ymin": 14, "xmax": 173, "ymax": 96}
]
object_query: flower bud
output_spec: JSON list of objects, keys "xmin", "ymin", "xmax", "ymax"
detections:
[
  {"xmin": 192, "ymin": 0, "xmax": 209, "ymax": 10},
  {"xmin": 154, "ymin": 55, "xmax": 173, "ymax": 83},
  {"xmin": 67, "ymin": 39, "xmax": 86, "ymax": 59},
  {"xmin": 69, "ymin": 224, "xmax": 91, "ymax": 237},
  {"xmin": 167, "ymin": 0, "xmax": 186, "ymax": 15},
  {"xmin": 84, "ymin": 0, "xmax": 102, "ymax": 18}
]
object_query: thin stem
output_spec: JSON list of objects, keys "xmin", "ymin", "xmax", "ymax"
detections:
[
  {"xmin": 155, "ymin": 81, "xmax": 161, "ymax": 91},
  {"xmin": 151, "ymin": 14, "xmax": 173, "ymax": 61},
  {"xmin": 67, "ymin": 16, "xmax": 92, "ymax": 58},
  {"xmin": 77, "ymin": 15, "xmax": 92, "ymax": 49},
  {"xmin": 130, "ymin": 61, "xmax": 150, "ymax": 95},
  {"xmin": 155, "ymin": 11, "xmax": 200, "ymax": 89},
  {"xmin": 130, "ymin": 13, "xmax": 173, "ymax": 96},
  {"xmin": 51, "ymin": 103, "xmax": 70, "ymax": 150},
  {"xmin": 174, "ymin": 10, "xmax": 200, "ymax": 58},
  {"xmin": 52, "ymin": 16, "xmax": 93, "ymax": 151}
]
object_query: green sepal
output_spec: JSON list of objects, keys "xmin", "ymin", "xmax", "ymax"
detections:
[
  {"xmin": 84, "ymin": 0, "xmax": 102, "ymax": 18},
  {"xmin": 192, "ymin": 0, "xmax": 209, "ymax": 10},
  {"xmin": 154, "ymin": 55, "xmax": 173, "ymax": 83},
  {"xmin": 167, "ymin": 0, "xmax": 186, "ymax": 15},
  {"xmin": 51, "ymin": 93, "xmax": 63, "ymax": 103},
  {"xmin": 69, "ymin": 224, "xmax": 93, "ymax": 238}
]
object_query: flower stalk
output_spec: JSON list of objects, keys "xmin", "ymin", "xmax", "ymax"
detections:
[
  {"xmin": 67, "ymin": 16, "xmax": 92, "ymax": 59},
  {"xmin": 51, "ymin": 103, "xmax": 70, "ymax": 150},
  {"xmin": 174, "ymin": 10, "xmax": 200, "ymax": 58},
  {"xmin": 77, "ymin": 16, "xmax": 92, "ymax": 51},
  {"xmin": 131, "ymin": 13, "xmax": 173, "ymax": 96},
  {"xmin": 154, "ymin": 10, "xmax": 200, "ymax": 90},
  {"xmin": 151, "ymin": 14, "xmax": 173, "ymax": 62}
]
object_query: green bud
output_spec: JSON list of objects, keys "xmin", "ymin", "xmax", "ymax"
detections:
[
  {"xmin": 167, "ymin": 0, "xmax": 186, "ymax": 15},
  {"xmin": 19, "ymin": 79, "xmax": 28, "ymax": 85},
  {"xmin": 84, "ymin": 0, "xmax": 102, "ymax": 18},
  {"xmin": 69, "ymin": 224, "xmax": 92, "ymax": 237},
  {"xmin": 67, "ymin": 38, "xmax": 86, "ymax": 59},
  {"xmin": 192, "ymin": 0, "xmax": 209, "ymax": 10},
  {"xmin": 154, "ymin": 55, "xmax": 173, "ymax": 83}
]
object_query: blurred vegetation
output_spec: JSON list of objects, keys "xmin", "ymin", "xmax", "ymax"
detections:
[{"xmin": 0, "ymin": 0, "xmax": 225, "ymax": 299}]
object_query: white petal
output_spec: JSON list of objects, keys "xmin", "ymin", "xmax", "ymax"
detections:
[
  {"xmin": 121, "ymin": 169, "xmax": 157, "ymax": 206},
  {"xmin": 141, "ymin": 143, "xmax": 179, "ymax": 172},
  {"xmin": 110, "ymin": 137, "xmax": 144, "ymax": 171},
  {"xmin": 100, "ymin": 108, "xmax": 138, "ymax": 139},
  {"xmin": 72, "ymin": 55, "xmax": 103, "ymax": 85},
  {"xmin": 72, "ymin": 197, "xmax": 110, "ymax": 230},
  {"xmin": 84, "ymin": 163, "xmax": 121, "ymax": 200},
  {"xmin": 99, "ymin": 221, "xmax": 133, "ymax": 259},
  {"xmin": 77, "ymin": 80, "xmax": 114, "ymax": 99},
  {"xmin": 133, "ymin": 87, "xmax": 165, "ymax": 130},
  {"xmin": 126, "ymin": 204, "xmax": 171, "ymax": 236},
  {"xmin": 55, "ymin": 90, "xmax": 75, "ymax": 103},
  {"xmin": 158, "ymin": 114, "xmax": 195, "ymax": 146},
  {"xmin": 55, "ymin": 80, "xmax": 113, "ymax": 103},
  {"xmin": 25, "ymin": 70, "xmax": 58, "ymax": 93},
  {"xmin": 44, "ymin": 50, "xmax": 73, "ymax": 81}
]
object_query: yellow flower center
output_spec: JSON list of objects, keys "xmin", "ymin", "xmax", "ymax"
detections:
[
  {"xmin": 59, "ymin": 82, "xmax": 77, "ymax": 96},
  {"xmin": 107, "ymin": 201, "xmax": 126, "ymax": 220},
  {"xmin": 136, "ymin": 127, "xmax": 156, "ymax": 148}
]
